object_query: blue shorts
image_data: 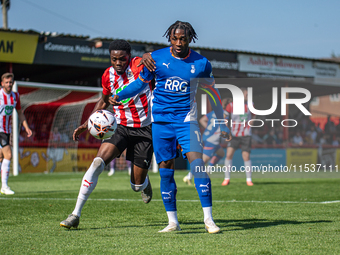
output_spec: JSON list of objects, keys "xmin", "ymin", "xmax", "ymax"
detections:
[
  {"xmin": 152, "ymin": 122, "xmax": 203, "ymax": 164},
  {"xmin": 203, "ymin": 141, "xmax": 221, "ymax": 158}
]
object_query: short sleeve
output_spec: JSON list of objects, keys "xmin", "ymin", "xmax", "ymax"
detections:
[
  {"xmin": 204, "ymin": 60, "xmax": 214, "ymax": 79},
  {"xmin": 15, "ymin": 93, "xmax": 21, "ymax": 110},
  {"xmin": 101, "ymin": 68, "xmax": 112, "ymax": 95}
]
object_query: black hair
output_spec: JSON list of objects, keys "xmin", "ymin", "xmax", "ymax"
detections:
[
  {"xmin": 163, "ymin": 21, "xmax": 198, "ymax": 43},
  {"xmin": 109, "ymin": 40, "xmax": 131, "ymax": 54}
]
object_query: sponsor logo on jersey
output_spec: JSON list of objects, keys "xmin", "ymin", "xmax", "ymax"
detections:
[
  {"xmin": 4, "ymin": 106, "xmax": 13, "ymax": 115},
  {"xmin": 164, "ymin": 76, "xmax": 188, "ymax": 93},
  {"xmin": 163, "ymin": 62, "xmax": 170, "ymax": 68}
]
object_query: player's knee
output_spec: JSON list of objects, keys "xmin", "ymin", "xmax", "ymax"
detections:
[{"xmin": 91, "ymin": 157, "xmax": 105, "ymax": 175}]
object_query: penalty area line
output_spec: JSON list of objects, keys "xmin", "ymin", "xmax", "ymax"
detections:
[{"xmin": 0, "ymin": 197, "xmax": 339, "ymax": 204}]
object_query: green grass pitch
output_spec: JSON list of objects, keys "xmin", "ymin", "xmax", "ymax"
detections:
[{"xmin": 0, "ymin": 171, "xmax": 339, "ymax": 254}]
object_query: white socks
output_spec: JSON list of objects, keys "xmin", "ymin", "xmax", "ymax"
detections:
[
  {"xmin": 72, "ymin": 157, "xmax": 105, "ymax": 217},
  {"xmin": 224, "ymin": 159, "xmax": 232, "ymax": 180},
  {"xmin": 203, "ymin": 206, "xmax": 213, "ymax": 222},
  {"xmin": 245, "ymin": 160, "xmax": 252, "ymax": 181},
  {"xmin": 1, "ymin": 159, "xmax": 10, "ymax": 188},
  {"xmin": 224, "ymin": 159, "xmax": 252, "ymax": 182},
  {"xmin": 167, "ymin": 211, "xmax": 179, "ymax": 225}
]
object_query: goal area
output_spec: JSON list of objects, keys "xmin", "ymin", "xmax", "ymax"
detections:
[{"xmin": 12, "ymin": 81, "xmax": 154, "ymax": 175}]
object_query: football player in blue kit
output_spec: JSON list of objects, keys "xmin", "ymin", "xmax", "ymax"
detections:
[{"xmin": 110, "ymin": 21, "xmax": 231, "ymax": 233}]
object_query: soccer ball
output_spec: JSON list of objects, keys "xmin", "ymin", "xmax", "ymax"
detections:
[{"xmin": 88, "ymin": 110, "xmax": 117, "ymax": 139}]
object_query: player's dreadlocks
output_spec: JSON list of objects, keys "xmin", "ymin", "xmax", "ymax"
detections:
[
  {"xmin": 109, "ymin": 40, "xmax": 131, "ymax": 54},
  {"xmin": 163, "ymin": 21, "xmax": 198, "ymax": 43}
]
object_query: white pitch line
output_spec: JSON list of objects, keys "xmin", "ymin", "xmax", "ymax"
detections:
[{"xmin": 0, "ymin": 197, "xmax": 339, "ymax": 204}]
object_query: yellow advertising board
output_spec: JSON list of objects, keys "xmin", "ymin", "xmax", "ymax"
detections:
[
  {"xmin": 286, "ymin": 148, "xmax": 318, "ymax": 167},
  {"xmin": 336, "ymin": 149, "xmax": 340, "ymax": 168},
  {"xmin": 17, "ymin": 147, "xmax": 98, "ymax": 173},
  {"xmin": 0, "ymin": 31, "xmax": 38, "ymax": 64}
]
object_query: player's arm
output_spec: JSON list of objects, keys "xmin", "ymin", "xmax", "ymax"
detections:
[
  {"xmin": 73, "ymin": 94, "xmax": 110, "ymax": 141},
  {"xmin": 17, "ymin": 109, "xmax": 32, "ymax": 137},
  {"xmin": 137, "ymin": 52, "xmax": 156, "ymax": 72},
  {"xmin": 200, "ymin": 62, "xmax": 231, "ymax": 141},
  {"xmin": 207, "ymin": 90, "xmax": 231, "ymax": 141},
  {"xmin": 110, "ymin": 66, "xmax": 154, "ymax": 105}
]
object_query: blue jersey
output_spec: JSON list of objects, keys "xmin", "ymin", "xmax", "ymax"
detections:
[{"xmin": 139, "ymin": 47, "xmax": 213, "ymax": 123}]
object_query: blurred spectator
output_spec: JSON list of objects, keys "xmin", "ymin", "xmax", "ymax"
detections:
[
  {"xmin": 319, "ymin": 134, "xmax": 328, "ymax": 146},
  {"xmin": 332, "ymin": 137, "xmax": 340, "ymax": 146},
  {"xmin": 292, "ymin": 131, "xmax": 303, "ymax": 146},
  {"xmin": 37, "ymin": 123, "xmax": 49, "ymax": 143},
  {"xmin": 336, "ymin": 117, "xmax": 340, "ymax": 137},
  {"xmin": 316, "ymin": 123, "xmax": 323, "ymax": 133},
  {"xmin": 300, "ymin": 117, "xmax": 309, "ymax": 131},
  {"xmin": 51, "ymin": 127, "xmax": 61, "ymax": 142},
  {"xmin": 61, "ymin": 132, "xmax": 70, "ymax": 143},
  {"xmin": 306, "ymin": 126, "xmax": 318, "ymax": 144},
  {"xmin": 251, "ymin": 129, "xmax": 263, "ymax": 145},
  {"xmin": 324, "ymin": 115, "xmax": 336, "ymax": 134},
  {"xmin": 276, "ymin": 132, "xmax": 284, "ymax": 145},
  {"xmin": 263, "ymin": 129, "xmax": 277, "ymax": 145}
]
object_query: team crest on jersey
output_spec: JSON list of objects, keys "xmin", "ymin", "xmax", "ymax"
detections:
[
  {"xmin": 191, "ymin": 65, "xmax": 195, "ymax": 74},
  {"xmin": 126, "ymin": 70, "xmax": 134, "ymax": 79}
]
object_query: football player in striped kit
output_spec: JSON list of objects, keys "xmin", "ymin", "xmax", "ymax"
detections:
[
  {"xmin": 60, "ymin": 40, "xmax": 154, "ymax": 229},
  {"xmin": 0, "ymin": 73, "xmax": 32, "ymax": 195},
  {"xmin": 222, "ymin": 87, "xmax": 254, "ymax": 186}
]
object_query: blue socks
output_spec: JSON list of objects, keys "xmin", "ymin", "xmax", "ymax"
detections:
[
  {"xmin": 159, "ymin": 168, "xmax": 177, "ymax": 211},
  {"xmin": 159, "ymin": 159, "xmax": 212, "ymax": 212},
  {"xmin": 191, "ymin": 158, "xmax": 212, "ymax": 207}
]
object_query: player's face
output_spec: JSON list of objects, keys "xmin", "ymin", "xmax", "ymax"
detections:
[
  {"xmin": 170, "ymin": 28, "xmax": 191, "ymax": 58},
  {"xmin": 1, "ymin": 77, "xmax": 13, "ymax": 94},
  {"xmin": 110, "ymin": 50, "xmax": 131, "ymax": 75}
]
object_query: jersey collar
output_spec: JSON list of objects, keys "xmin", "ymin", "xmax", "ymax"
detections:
[{"xmin": 170, "ymin": 47, "xmax": 191, "ymax": 60}]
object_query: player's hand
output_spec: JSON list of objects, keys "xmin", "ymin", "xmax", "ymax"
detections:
[
  {"xmin": 138, "ymin": 53, "xmax": 156, "ymax": 72},
  {"xmin": 220, "ymin": 124, "xmax": 232, "ymax": 142},
  {"xmin": 109, "ymin": 95, "xmax": 123, "ymax": 106},
  {"xmin": 73, "ymin": 124, "xmax": 87, "ymax": 141},
  {"xmin": 26, "ymin": 127, "xmax": 32, "ymax": 138},
  {"xmin": 222, "ymin": 131, "xmax": 232, "ymax": 142}
]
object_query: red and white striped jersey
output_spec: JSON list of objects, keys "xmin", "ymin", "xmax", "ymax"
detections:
[
  {"xmin": 0, "ymin": 89, "xmax": 21, "ymax": 134},
  {"xmin": 225, "ymin": 102, "xmax": 252, "ymax": 137},
  {"xmin": 102, "ymin": 57, "xmax": 152, "ymax": 128}
]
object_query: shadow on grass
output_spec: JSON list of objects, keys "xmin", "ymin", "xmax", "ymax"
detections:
[
  {"xmin": 60, "ymin": 219, "xmax": 332, "ymax": 234},
  {"xmin": 214, "ymin": 218, "xmax": 332, "ymax": 231}
]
